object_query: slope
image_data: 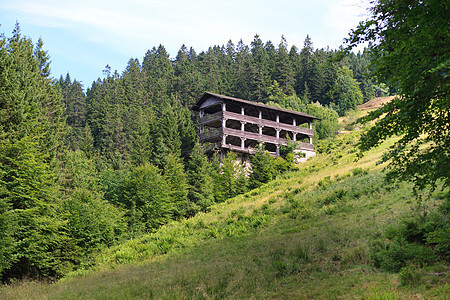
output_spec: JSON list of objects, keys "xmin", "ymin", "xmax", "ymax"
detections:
[{"xmin": 1, "ymin": 112, "xmax": 448, "ymax": 299}]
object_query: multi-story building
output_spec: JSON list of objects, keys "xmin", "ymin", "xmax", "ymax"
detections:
[{"xmin": 192, "ymin": 92, "xmax": 320, "ymax": 162}]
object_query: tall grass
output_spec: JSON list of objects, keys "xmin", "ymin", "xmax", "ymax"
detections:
[{"xmin": 2, "ymin": 131, "xmax": 448, "ymax": 299}]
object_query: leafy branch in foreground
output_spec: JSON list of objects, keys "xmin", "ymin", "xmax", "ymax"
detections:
[{"xmin": 346, "ymin": 0, "xmax": 449, "ymax": 190}]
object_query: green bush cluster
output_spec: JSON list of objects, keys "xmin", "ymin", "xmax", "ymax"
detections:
[{"xmin": 370, "ymin": 193, "xmax": 449, "ymax": 273}]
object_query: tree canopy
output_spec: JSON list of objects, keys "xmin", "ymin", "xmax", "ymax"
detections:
[
  {"xmin": 0, "ymin": 23, "xmax": 391, "ymax": 281},
  {"xmin": 346, "ymin": 0, "xmax": 450, "ymax": 190}
]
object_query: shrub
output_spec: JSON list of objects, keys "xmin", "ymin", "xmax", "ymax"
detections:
[
  {"xmin": 370, "ymin": 239, "xmax": 436, "ymax": 272},
  {"xmin": 370, "ymin": 195, "xmax": 449, "ymax": 273},
  {"xmin": 249, "ymin": 147, "xmax": 275, "ymax": 189},
  {"xmin": 399, "ymin": 265, "xmax": 424, "ymax": 286},
  {"xmin": 351, "ymin": 168, "xmax": 368, "ymax": 176}
]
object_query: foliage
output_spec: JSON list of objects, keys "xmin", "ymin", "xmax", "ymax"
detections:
[
  {"xmin": 162, "ymin": 153, "xmax": 190, "ymax": 218},
  {"xmin": 213, "ymin": 152, "xmax": 248, "ymax": 203},
  {"xmin": 0, "ymin": 24, "xmax": 68, "ymax": 281},
  {"xmin": 186, "ymin": 143, "xmax": 215, "ymax": 213},
  {"xmin": 370, "ymin": 239, "xmax": 437, "ymax": 273},
  {"xmin": 4, "ymin": 122, "xmax": 449, "ymax": 298},
  {"xmin": 370, "ymin": 196, "xmax": 449, "ymax": 273},
  {"xmin": 305, "ymin": 102, "xmax": 339, "ymax": 140},
  {"xmin": 249, "ymin": 146, "xmax": 276, "ymax": 189},
  {"xmin": 61, "ymin": 150, "xmax": 125, "ymax": 258},
  {"xmin": 0, "ymin": 21, "xmax": 403, "ymax": 283},
  {"xmin": 327, "ymin": 66, "xmax": 363, "ymax": 116},
  {"xmin": 266, "ymin": 90, "xmax": 339, "ymax": 140},
  {"xmin": 346, "ymin": 0, "xmax": 450, "ymax": 190},
  {"xmin": 399, "ymin": 265, "xmax": 424, "ymax": 287},
  {"xmin": 0, "ymin": 137, "xmax": 68, "ymax": 280},
  {"xmin": 123, "ymin": 164, "xmax": 173, "ymax": 233}
]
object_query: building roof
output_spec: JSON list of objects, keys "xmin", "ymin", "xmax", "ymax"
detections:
[{"xmin": 192, "ymin": 92, "xmax": 321, "ymax": 120}]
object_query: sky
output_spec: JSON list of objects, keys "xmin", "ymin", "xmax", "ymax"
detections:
[{"xmin": 0, "ymin": 0, "xmax": 370, "ymax": 88}]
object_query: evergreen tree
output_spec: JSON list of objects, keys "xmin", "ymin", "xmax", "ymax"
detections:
[
  {"xmin": 264, "ymin": 40, "xmax": 277, "ymax": 85},
  {"xmin": 177, "ymin": 106, "xmax": 197, "ymax": 158},
  {"xmin": 234, "ymin": 39, "xmax": 252, "ymax": 99},
  {"xmin": 0, "ymin": 24, "xmax": 68, "ymax": 280},
  {"xmin": 59, "ymin": 74, "xmax": 87, "ymax": 150},
  {"xmin": 61, "ymin": 150, "xmax": 125, "ymax": 259},
  {"xmin": 213, "ymin": 152, "xmax": 248, "ymax": 202},
  {"xmin": 249, "ymin": 146, "xmax": 275, "ymax": 189},
  {"xmin": 163, "ymin": 153, "xmax": 190, "ymax": 218},
  {"xmin": 174, "ymin": 45, "xmax": 204, "ymax": 107},
  {"xmin": 186, "ymin": 143, "xmax": 215, "ymax": 212},
  {"xmin": 328, "ymin": 66, "xmax": 363, "ymax": 115},
  {"xmin": 200, "ymin": 46, "xmax": 220, "ymax": 93},
  {"xmin": 297, "ymin": 35, "xmax": 314, "ymax": 97},
  {"xmin": 274, "ymin": 35, "xmax": 295, "ymax": 95},
  {"xmin": 250, "ymin": 35, "xmax": 271, "ymax": 101},
  {"xmin": 0, "ymin": 137, "xmax": 68, "ymax": 279},
  {"xmin": 156, "ymin": 101, "xmax": 182, "ymax": 157},
  {"xmin": 129, "ymin": 107, "xmax": 153, "ymax": 166},
  {"xmin": 142, "ymin": 45, "xmax": 174, "ymax": 104}
]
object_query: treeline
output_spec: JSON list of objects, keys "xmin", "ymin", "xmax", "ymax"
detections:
[
  {"xmin": 0, "ymin": 25, "xmax": 386, "ymax": 281},
  {"xmin": 62, "ymin": 34, "xmax": 388, "ymax": 164}
]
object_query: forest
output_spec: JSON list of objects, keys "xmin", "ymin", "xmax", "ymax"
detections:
[{"xmin": 1, "ymin": 24, "xmax": 389, "ymax": 281}]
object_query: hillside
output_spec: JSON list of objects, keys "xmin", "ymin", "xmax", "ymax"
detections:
[
  {"xmin": 1, "ymin": 112, "xmax": 448, "ymax": 299},
  {"xmin": 357, "ymin": 96, "xmax": 396, "ymax": 111}
]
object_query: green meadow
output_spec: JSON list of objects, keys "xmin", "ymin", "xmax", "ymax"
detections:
[{"xmin": 2, "ymin": 116, "xmax": 448, "ymax": 299}]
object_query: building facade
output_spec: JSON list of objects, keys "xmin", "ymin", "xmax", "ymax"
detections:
[{"xmin": 192, "ymin": 92, "xmax": 320, "ymax": 161}]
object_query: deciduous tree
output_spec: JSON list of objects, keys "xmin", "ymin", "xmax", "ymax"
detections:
[{"xmin": 346, "ymin": 0, "xmax": 450, "ymax": 190}]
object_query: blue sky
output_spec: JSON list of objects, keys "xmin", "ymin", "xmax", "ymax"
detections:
[{"xmin": 0, "ymin": 0, "xmax": 369, "ymax": 88}]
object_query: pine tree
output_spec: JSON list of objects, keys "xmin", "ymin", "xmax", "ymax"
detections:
[
  {"xmin": 199, "ymin": 46, "xmax": 221, "ymax": 93},
  {"xmin": 249, "ymin": 146, "xmax": 275, "ymax": 189},
  {"xmin": 250, "ymin": 35, "xmax": 271, "ymax": 101},
  {"xmin": 0, "ymin": 24, "xmax": 68, "ymax": 280},
  {"xmin": 297, "ymin": 35, "xmax": 314, "ymax": 98},
  {"xmin": 142, "ymin": 45, "xmax": 174, "ymax": 104},
  {"xmin": 186, "ymin": 143, "xmax": 215, "ymax": 213},
  {"xmin": 213, "ymin": 152, "xmax": 248, "ymax": 202},
  {"xmin": 327, "ymin": 66, "xmax": 363, "ymax": 115},
  {"xmin": 173, "ymin": 45, "xmax": 204, "ymax": 107},
  {"xmin": 177, "ymin": 106, "xmax": 197, "ymax": 159},
  {"xmin": 234, "ymin": 39, "xmax": 252, "ymax": 99},
  {"xmin": 274, "ymin": 35, "xmax": 295, "ymax": 95},
  {"xmin": 163, "ymin": 153, "xmax": 189, "ymax": 218},
  {"xmin": 61, "ymin": 150, "xmax": 125, "ymax": 258}
]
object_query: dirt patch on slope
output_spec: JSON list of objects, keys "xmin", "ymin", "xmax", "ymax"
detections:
[{"xmin": 358, "ymin": 96, "xmax": 396, "ymax": 111}]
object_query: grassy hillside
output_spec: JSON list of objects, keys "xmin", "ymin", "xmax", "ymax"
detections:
[{"xmin": 1, "ymin": 112, "xmax": 448, "ymax": 299}]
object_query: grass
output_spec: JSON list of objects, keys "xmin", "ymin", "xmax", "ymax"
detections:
[{"xmin": 1, "ymin": 121, "xmax": 448, "ymax": 299}]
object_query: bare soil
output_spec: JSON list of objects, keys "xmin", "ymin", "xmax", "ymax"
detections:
[{"xmin": 358, "ymin": 96, "xmax": 396, "ymax": 111}]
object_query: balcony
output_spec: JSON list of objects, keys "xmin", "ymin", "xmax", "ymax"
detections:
[
  {"xmin": 199, "ymin": 111, "xmax": 222, "ymax": 125},
  {"xmin": 200, "ymin": 127, "xmax": 314, "ymax": 151}
]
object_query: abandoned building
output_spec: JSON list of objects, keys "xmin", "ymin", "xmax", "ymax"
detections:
[{"xmin": 192, "ymin": 92, "xmax": 320, "ymax": 162}]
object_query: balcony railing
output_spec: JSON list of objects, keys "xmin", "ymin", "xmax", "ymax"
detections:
[
  {"xmin": 200, "ymin": 127, "xmax": 222, "ymax": 141},
  {"xmin": 200, "ymin": 127, "xmax": 314, "ymax": 151},
  {"xmin": 199, "ymin": 111, "xmax": 222, "ymax": 125},
  {"xmin": 199, "ymin": 110, "xmax": 313, "ymax": 136}
]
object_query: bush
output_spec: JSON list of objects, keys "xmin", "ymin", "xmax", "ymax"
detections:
[
  {"xmin": 249, "ymin": 147, "xmax": 275, "ymax": 189},
  {"xmin": 370, "ymin": 239, "xmax": 436, "ymax": 272},
  {"xmin": 370, "ymin": 195, "xmax": 449, "ymax": 273},
  {"xmin": 351, "ymin": 168, "xmax": 368, "ymax": 176},
  {"xmin": 399, "ymin": 265, "xmax": 424, "ymax": 286}
]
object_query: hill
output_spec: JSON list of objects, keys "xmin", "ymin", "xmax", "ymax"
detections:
[
  {"xmin": 358, "ymin": 96, "xmax": 396, "ymax": 111},
  {"xmin": 1, "ymin": 111, "xmax": 448, "ymax": 299}
]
